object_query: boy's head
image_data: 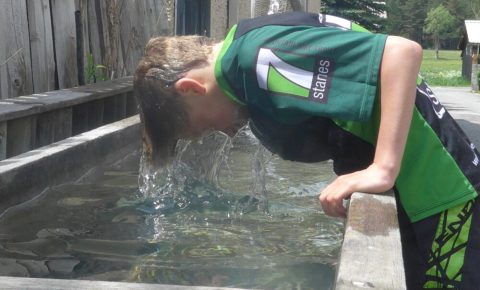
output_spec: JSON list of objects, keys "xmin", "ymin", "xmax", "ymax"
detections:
[{"xmin": 134, "ymin": 35, "xmax": 216, "ymax": 164}]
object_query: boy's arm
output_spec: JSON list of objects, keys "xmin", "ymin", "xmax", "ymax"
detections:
[{"xmin": 319, "ymin": 36, "xmax": 423, "ymax": 217}]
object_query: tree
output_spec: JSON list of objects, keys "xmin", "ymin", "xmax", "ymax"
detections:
[
  {"xmin": 424, "ymin": 5, "xmax": 456, "ymax": 59},
  {"xmin": 385, "ymin": 0, "xmax": 404, "ymax": 35},
  {"xmin": 467, "ymin": 0, "xmax": 480, "ymax": 19},
  {"xmin": 321, "ymin": 0, "xmax": 387, "ymax": 32},
  {"xmin": 402, "ymin": 0, "xmax": 429, "ymax": 43}
]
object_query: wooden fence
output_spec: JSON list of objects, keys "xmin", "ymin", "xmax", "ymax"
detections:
[
  {"xmin": 0, "ymin": 0, "xmax": 173, "ymax": 100},
  {"xmin": 0, "ymin": 0, "xmax": 323, "ymax": 100}
]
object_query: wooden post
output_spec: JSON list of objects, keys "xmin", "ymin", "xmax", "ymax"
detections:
[
  {"xmin": 335, "ymin": 191, "xmax": 406, "ymax": 290},
  {"xmin": 472, "ymin": 51, "xmax": 479, "ymax": 91}
]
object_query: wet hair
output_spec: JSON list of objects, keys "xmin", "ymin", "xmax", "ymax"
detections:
[{"xmin": 134, "ymin": 35, "xmax": 215, "ymax": 165}]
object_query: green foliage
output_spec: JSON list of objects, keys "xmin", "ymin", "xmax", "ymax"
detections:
[
  {"xmin": 85, "ymin": 53, "xmax": 108, "ymax": 84},
  {"xmin": 385, "ymin": 0, "xmax": 479, "ymax": 46},
  {"xmin": 425, "ymin": 5, "xmax": 456, "ymax": 58},
  {"xmin": 321, "ymin": 0, "xmax": 387, "ymax": 32},
  {"xmin": 425, "ymin": 5, "xmax": 455, "ymax": 37}
]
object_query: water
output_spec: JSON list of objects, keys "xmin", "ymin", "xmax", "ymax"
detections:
[{"xmin": 0, "ymin": 127, "xmax": 342, "ymax": 290}]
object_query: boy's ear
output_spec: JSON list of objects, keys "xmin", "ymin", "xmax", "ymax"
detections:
[{"xmin": 175, "ymin": 78, "xmax": 206, "ymax": 96}]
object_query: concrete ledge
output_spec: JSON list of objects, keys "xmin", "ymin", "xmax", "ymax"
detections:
[
  {"xmin": 0, "ymin": 115, "xmax": 141, "ymax": 214},
  {"xmin": 0, "ymin": 276, "xmax": 247, "ymax": 290},
  {"xmin": 335, "ymin": 191, "xmax": 406, "ymax": 290}
]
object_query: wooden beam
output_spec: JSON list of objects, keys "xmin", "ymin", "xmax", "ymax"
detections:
[
  {"xmin": 0, "ymin": 77, "xmax": 132, "ymax": 123},
  {"xmin": 335, "ymin": 191, "xmax": 406, "ymax": 290}
]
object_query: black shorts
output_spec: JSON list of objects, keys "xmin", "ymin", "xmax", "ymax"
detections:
[{"xmin": 397, "ymin": 194, "xmax": 480, "ymax": 289}]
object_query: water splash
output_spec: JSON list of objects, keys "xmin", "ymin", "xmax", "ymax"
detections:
[{"xmin": 138, "ymin": 126, "xmax": 271, "ymax": 215}]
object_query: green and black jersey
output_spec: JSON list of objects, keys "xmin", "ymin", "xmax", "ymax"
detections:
[
  {"xmin": 214, "ymin": 12, "xmax": 480, "ymax": 222},
  {"xmin": 215, "ymin": 12, "xmax": 386, "ymax": 123}
]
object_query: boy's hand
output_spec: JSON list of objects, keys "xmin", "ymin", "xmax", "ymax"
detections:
[
  {"xmin": 319, "ymin": 163, "xmax": 395, "ymax": 217},
  {"xmin": 319, "ymin": 37, "xmax": 421, "ymax": 218}
]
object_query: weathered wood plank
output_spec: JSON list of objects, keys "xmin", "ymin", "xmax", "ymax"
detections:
[
  {"xmin": 120, "ymin": 0, "xmax": 147, "ymax": 77},
  {"xmin": 0, "ymin": 0, "xmax": 33, "ymax": 99},
  {"xmin": 6, "ymin": 116, "xmax": 35, "ymax": 158},
  {"xmin": 0, "ymin": 275, "xmax": 247, "ymax": 290},
  {"xmin": 35, "ymin": 108, "xmax": 72, "ymax": 148},
  {"xmin": 118, "ymin": 0, "xmax": 170, "ymax": 77},
  {"xmin": 306, "ymin": 0, "xmax": 322, "ymax": 13},
  {"xmin": 50, "ymin": 0, "xmax": 79, "ymax": 89},
  {"xmin": 86, "ymin": 0, "xmax": 108, "ymax": 70},
  {"xmin": 71, "ymin": 102, "xmax": 90, "ymax": 135},
  {"xmin": 103, "ymin": 95, "xmax": 117, "ymax": 124},
  {"xmin": 26, "ymin": 0, "xmax": 56, "ymax": 93},
  {"xmin": 103, "ymin": 93, "xmax": 127, "ymax": 124},
  {"xmin": 75, "ymin": 0, "xmax": 91, "ymax": 81},
  {"xmin": 291, "ymin": 0, "xmax": 307, "ymax": 11},
  {"xmin": 149, "ymin": 0, "xmax": 170, "ymax": 36},
  {"xmin": 251, "ymin": 0, "xmax": 270, "ymax": 17},
  {"xmin": 126, "ymin": 91, "xmax": 138, "ymax": 117},
  {"xmin": 210, "ymin": 0, "xmax": 228, "ymax": 40},
  {"xmin": 228, "ymin": 0, "xmax": 252, "ymax": 28},
  {"xmin": 0, "ymin": 77, "xmax": 132, "ymax": 123},
  {"xmin": 0, "ymin": 122, "xmax": 6, "ymax": 160},
  {"xmin": 87, "ymin": 98, "xmax": 105, "ymax": 130},
  {"xmin": 104, "ymin": 0, "xmax": 124, "ymax": 80},
  {"xmin": 335, "ymin": 191, "xmax": 406, "ymax": 290}
]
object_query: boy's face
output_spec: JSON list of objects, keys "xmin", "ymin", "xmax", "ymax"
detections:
[{"xmin": 181, "ymin": 92, "xmax": 247, "ymax": 139}]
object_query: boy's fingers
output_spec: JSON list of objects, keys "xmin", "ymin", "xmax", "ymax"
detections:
[{"xmin": 319, "ymin": 190, "xmax": 347, "ymax": 218}]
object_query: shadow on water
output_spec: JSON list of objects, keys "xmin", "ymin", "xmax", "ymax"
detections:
[{"xmin": 0, "ymin": 126, "xmax": 341, "ymax": 290}]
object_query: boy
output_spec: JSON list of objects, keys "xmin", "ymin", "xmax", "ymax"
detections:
[{"xmin": 134, "ymin": 12, "xmax": 480, "ymax": 289}]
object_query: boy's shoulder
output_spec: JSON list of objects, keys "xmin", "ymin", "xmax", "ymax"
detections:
[{"xmin": 234, "ymin": 12, "xmax": 362, "ymax": 39}]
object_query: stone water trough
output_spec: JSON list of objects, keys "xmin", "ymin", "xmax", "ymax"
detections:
[{"xmin": 0, "ymin": 78, "xmax": 406, "ymax": 289}]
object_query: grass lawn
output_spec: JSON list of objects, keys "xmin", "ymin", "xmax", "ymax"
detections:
[{"xmin": 420, "ymin": 49, "xmax": 470, "ymax": 87}]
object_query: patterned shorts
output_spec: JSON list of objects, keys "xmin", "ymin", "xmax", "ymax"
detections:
[{"xmin": 398, "ymin": 195, "xmax": 480, "ymax": 289}]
